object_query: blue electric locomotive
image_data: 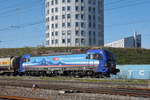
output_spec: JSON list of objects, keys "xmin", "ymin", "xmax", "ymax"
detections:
[{"xmin": 20, "ymin": 49, "xmax": 119, "ymax": 77}]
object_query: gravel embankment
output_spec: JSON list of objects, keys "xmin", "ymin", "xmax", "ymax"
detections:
[{"xmin": 0, "ymin": 86, "xmax": 150, "ymax": 100}]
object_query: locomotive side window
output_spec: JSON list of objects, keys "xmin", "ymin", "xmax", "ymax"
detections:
[
  {"xmin": 22, "ymin": 58, "xmax": 30, "ymax": 62},
  {"xmin": 86, "ymin": 54, "xmax": 103, "ymax": 60},
  {"xmin": 86, "ymin": 54, "xmax": 93, "ymax": 59}
]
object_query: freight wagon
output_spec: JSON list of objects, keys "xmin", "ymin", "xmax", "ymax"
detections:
[{"xmin": 0, "ymin": 55, "xmax": 29, "ymax": 75}]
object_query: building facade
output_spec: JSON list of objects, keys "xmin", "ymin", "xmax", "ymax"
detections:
[
  {"xmin": 45, "ymin": 0, "xmax": 104, "ymax": 47},
  {"xmin": 104, "ymin": 32, "xmax": 141, "ymax": 48}
]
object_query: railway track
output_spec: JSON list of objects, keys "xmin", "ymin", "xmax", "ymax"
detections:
[
  {"xmin": 0, "ymin": 78, "xmax": 150, "ymax": 98},
  {"xmin": 0, "ymin": 78, "xmax": 148, "ymax": 87},
  {"xmin": 0, "ymin": 95, "xmax": 47, "ymax": 100}
]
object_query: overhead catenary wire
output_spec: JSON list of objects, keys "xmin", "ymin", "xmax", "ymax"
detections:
[
  {"xmin": 105, "ymin": 0, "xmax": 150, "ymax": 11},
  {"xmin": 0, "ymin": 20, "xmax": 44, "ymax": 31},
  {"xmin": 0, "ymin": 0, "xmax": 43, "ymax": 17},
  {"xmin": 0, "ymin": 0, "xmax": 149, "ymax": 33},
  {"xmin": 105, "ymin": 19, "xmax": 150, "ymax": 28},
  {"xmin": 104, "ymin": 0, "xmax": 123, "ymax": 6}
]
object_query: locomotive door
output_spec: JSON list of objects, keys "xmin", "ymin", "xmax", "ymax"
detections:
[
  {"xmin": 87, "ymin": 54, "xmax": 95, "ymax": 69},
  {"xmin": 86, "ymin": 54, "xmax": 96, "ymax": 76}
]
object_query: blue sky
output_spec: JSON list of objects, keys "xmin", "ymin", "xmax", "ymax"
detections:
[{"xmin": 0, "ymin": 0, "xmax": 150, "ymax": 49}]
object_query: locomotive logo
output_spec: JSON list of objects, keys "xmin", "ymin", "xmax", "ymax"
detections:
[{"xmin": 52, "ymin": 57, "xmax": 59, "ymax": 61}]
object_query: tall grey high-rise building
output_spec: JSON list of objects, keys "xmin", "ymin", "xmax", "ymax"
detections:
[{"xmin": 45, "ymin": 0, "xmax": 104, "ymax": 47}]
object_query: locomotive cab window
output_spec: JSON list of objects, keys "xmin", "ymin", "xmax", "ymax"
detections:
[
  {"xmin": 22, "ymin": 58, "xmax": 30, "ymax": 62},
  {"xmin": 94, "ymin": 54, "xmax": 103, "ymax": 60}
]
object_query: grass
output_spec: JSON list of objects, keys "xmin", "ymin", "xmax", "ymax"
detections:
[
  {"xmin": 0, "ymin": 76, "xmax": 149, "ymax": 84},
  {"xmin": 0, "ymin": 47, "xmax": 150, "ymax": 64}
]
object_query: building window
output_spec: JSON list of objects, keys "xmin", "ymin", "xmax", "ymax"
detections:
[
  {"xmin": 62, "ymin": 15, "xmax": 65, "ymax": 19},
  {"xmin": 51, "ymin": 16, "xmax": 54, "ymax": 21},
  {"xmin": 46, "ymin": 40, "xmax": 49, "ymax": 45},
  {"xmin": 67, "ymin": 6, "xmax": 71, "ymax": 11},
  {"xmin": 81, "ymin": 22, "xmax": 84, "ymax": 28},
  {"xmin": 55, "ymin": 7, "xmax": 58, "ymax": 12},
  {"xmin": 46, "ymin": 17, "xmax": 49, "ymax": 22},
  {"xmin": 51, "ymin": 8, "xmax": 54, "ymax": 13},
  {"xmin": 81, "ymin": 38, "xmax": 84, "ymax": 44},
  {"xmin": 62, "ymin": 7, "xmax": 65, "ymax": 11},
  {"xmin": 67, "ymin": 39, "xmax": 71, "ymax": 43},
  {"xmin": 81, "ymin": 0, "xmax": 84, "ymax": 3},
  {"xmin": 89, "ymin": 31, "xmax": 92, "ymax": 45},
  {"xmin": 67, "ymin": 0, "xmax": 71, "ymax": 3},
  {"xmin": 55, "ymin": 31, "xmax": 58, "ymax": 36},
  {"xmin": 67, "ymin": 14, "xmax": 71, "ymax": 19},
  {"xmin": 88, "ymin": 0, "xmax": 91, "ymax": 4},
  {"xmin": 51, "ymin": 0, "xmax": 54, "ymax": 5},
  {"xmin": 81, "ymin": 30, "xmax": 84, "ymax": 36},
  {"xmin": 55, "ymin": 0, "xmax": 58, "ymax": 4},
  {"xmin": 93, "ymin": 1, "xmax": 96, "ymax": 5},
  {"xmin": 88, "ymin": 7, "xmax": 91, "ymax": 12},
  {"xmin": 62, "ymin": 39, "xmax": 66, "ymax": 43},
  {"xmin": 51, "ymin": 24, "xmax": 54, "ymax": 28},
  {"xmin": 55, "ymin": 23, "xmax": 58, "ymax": 28},
  {"xmin": 75, "ymin": 38, "xmax": 79, "ymax": 43},
  {"xmin": 62, "ymin": 23, "xmax": 65, "ymax": 27},
  {"xmin": 81, "ymin": 6, "xmax": 84, "ymax": 11},
  {"xmin": 52, "ymin": 40, "xmax": 54, "ymax": 44},
  {"xmin": 55, "ymin": 39, "xmax": 58, "ymax": 44},
  {"xmin": 93, "ymin": 31, "xmax": 96, "ymax": 44},
  {"xmin": 75, "ymin": 14, "xmax": 79, "ymax": 19},
  {"xmin": 46, "ymin": 2, "xmax": 49, "ymax": 7},
  {"xmin": 75, "ymin": 30, "xmax": 79, "ymax": 36},
  {"xmin": 52, "ymin": 32, "xmax": 54, "ymax": 36},
  {"xmin": 89, "ymin": 31, "xmax": 91, "ymax": 37},
  {"xmin": 75, "ymin": 0, "xmax": 78, "ymax": 2},
  {"xmin": 62, "ymin": 0, "xmax": 65, "ymax": 3},
  {"xmin": 55, "ymin": 15, "xmax": 58, "ymax": 20},
  {"xmin": 67, "ymin": 30, "xmax": 71, "ymax": 35},
  {"xmin": 46, "ymin": 25, "xmax": 49, "ymax": 30},
  {"xmin": 62, "ymin": 31, "xmax": 65, "ymax": 35},
  {"xmin": 88, "ymin": 22, "xmax": 91, "ymax": 28},
  {"xmin": 75, "ymin": 22, "xmax": 79, "ymax": 27},
  {"xmin": 93, "ymin": 7, "xmax": 95, "ymax": 13},
  {"xmin": 81, "ymin": 14, "xmax": 84, "ymax": 19},
  {"xmin": 47, "ymin": 10, "xmax": 49, "ymax": 14},
  {"xmin": 93, "ymin": 15, "xmax": 95, "ymax": 20},
  {"xmin": 46, "ymin": 33, "xmax": 49, "ymax": 38},
  {"xmin": 75, "ymin": 6, "xmax": 79, "ymax": 11},
  {"xmin": 88, "ymin": 15, "xmax": 91, "ymax": 20},
  {"xmin": 67, "ymin": 22, "xmax": 71, "ymax": 27},
  {"xmin": 93, "ymin": 22, "xmax": 95, "ymax": 28}
]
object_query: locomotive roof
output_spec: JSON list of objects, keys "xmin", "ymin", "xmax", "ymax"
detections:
[{"xmin": 32, "ymin": 52, "xmax": 86, "ymax": 57}]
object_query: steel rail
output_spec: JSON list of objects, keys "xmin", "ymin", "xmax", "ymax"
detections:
[{"xmin": 0, "ymin": 95, "xmax": 47, "ymax": 100}]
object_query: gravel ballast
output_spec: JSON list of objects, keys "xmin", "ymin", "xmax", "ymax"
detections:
[{"xmin": 0, "ymin": 86, "xmax": 150, "ymax": 100}]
